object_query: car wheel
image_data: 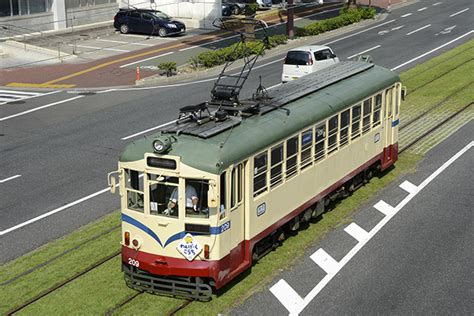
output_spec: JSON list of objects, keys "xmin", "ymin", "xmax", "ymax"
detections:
[
  {"xmin": 120, "ymin": 24, "xmax": 129, "ymax": 34},
  {"xmin": 158, "ymin": 27, "xmax": 167, "ymax": 37}
]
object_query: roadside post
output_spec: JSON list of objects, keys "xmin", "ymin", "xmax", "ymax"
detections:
[
  {"xmin": 287, "ymin": 0, "xmax": 295, "ymax": 40},
  {"xmin": 136, "ymin": 66, "xmax": 140, "ymax": 81}
]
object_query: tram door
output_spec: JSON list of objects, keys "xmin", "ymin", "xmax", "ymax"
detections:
[
  {"xmin": 229, "ymin": 162, "xmax": 246, "ymax": 271},
  {"xmin": 383, "ymin": 87, "xmax": 395, "ymax": 167}
]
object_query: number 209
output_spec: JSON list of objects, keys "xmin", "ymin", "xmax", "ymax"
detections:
[{"xmin": 128, "ymin": 258, "xmax": 139, "ymax": 268}]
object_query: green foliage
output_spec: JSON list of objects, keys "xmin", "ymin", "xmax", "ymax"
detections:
[
  {"xmin": 190, "ymin": 34, "xmax": 287, "ymax": 69},
  {"xmin": 245, "ymin": 3, "xmax": 258, "ymax": 16},
  {"xmin": 296, "ymin": 7, "xmax": 376, "ymax": 37},
  {"xmin": 158, "ymin": 61, "xmax": 177, "ymax": 77}
]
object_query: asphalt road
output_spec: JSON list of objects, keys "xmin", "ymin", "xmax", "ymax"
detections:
[
  {"xmin": 232, "ymin": 121, "xmax": 473, "ymax": 315},
  {"xmin": 0, "ymin": 0, "xmax": 472, "ymax": 263}
]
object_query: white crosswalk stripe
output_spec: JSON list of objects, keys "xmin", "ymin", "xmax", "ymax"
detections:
[{"xmin": 0, "ymin": 89, "xmax": 55, "ymax": 105}]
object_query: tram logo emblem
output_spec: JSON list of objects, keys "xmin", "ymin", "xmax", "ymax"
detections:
[{"xmin": 177, "ymin": 233, "xmax": 202, "ymax": 261}]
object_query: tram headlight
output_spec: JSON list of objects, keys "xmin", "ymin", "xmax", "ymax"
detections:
[{"xmin": 152, "ymin": 136, "xmax": 172, "ymax": 154}]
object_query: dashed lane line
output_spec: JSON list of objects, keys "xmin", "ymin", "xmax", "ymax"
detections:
[
  {"xmin": 406, "ymin": 24, "xmax": 431, "ymax": 36},
  {"xmin": 346, "ymin": 45, "xmax": 381, "ymax": 59},
  {"xmin": 450, "ymin": 8, "xmax": 470, "ymax": 17},
  {"xmin": 0, "ymin": 175, "xmax": 21, "ymax": 183}
]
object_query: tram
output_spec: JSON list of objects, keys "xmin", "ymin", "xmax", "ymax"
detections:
[{"xmin": 108, "ymin": 61, "xmax": 402, "ymax": 300}]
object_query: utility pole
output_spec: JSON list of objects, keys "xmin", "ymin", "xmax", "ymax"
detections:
[{"xmin": 286, "ymin": 0, "xmax": 294, "ymax": 39}]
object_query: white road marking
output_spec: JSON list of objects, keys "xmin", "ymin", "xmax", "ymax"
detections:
[
  {"xmin": 311, "ymin": 249, "xmax": 340, "ymax": 274},
  {"xmin": 391, "ymin": 31, "xmax": 474, "ymax": 70},
  {"xmin": 0, "ymin": 187, "xmax": 110, "ymax": 236},
  {"xmin": 0, "ymin": 95, "xmax": 84, "ymax": 122},
  {"xmin": 119, "ymin": 51, "xmax": 174, "ymax": 68},
  {"xmin": 73, "ymin": 44, "xmax": 131, "ymax": 53},
  {"xmin": 439, "ymin": 25, "xmax": 456, "ymax": 35},
  {"xmin": 0, "ymin": 90, "xmax": 60, "ymax": 105},
  {"xmin": 406, "ymin": 24, "xmax": 431, "ymax": 36},
  {"xmin": 374, "ymin": 200, "xmax": 396, "ymax": 216},
  {"xmin": 324, "ymin": 19, "xmax": 396, "ymax": 45},
  {"xmin": 179, "ymin": 46, "xmax": 199, "ymax": 51},
  {"xmin": 346, "ymin": 45, "xmax": 381, "ymax": 59},
  {"xmin": 401, "ymin": 13, "xmax": 412, "ymax": 17},
  {"xmin": 131, "ymin": 42, "xmax": 155, "ymax": 46},
  {"xmin": 295, "ymin": 7, "xmax": 342, "ymax": 21},
  {"xmin": 391, "ymin": 25, "xmax": 405, "ymax": 31},
  {"xmin": 433, "ymin": 2, "xmax": 442, "ymax": 6},
  {"xmin": 399, "ymin": 180, "xmax": 418, "ymax": 194},
  {"xmin": 344, "ymin": 223, "xmax": 370, "ymax": 242},
  {"xmin": 119, "ymin": 33, "xmax": 151, "ymax": 39},
  {"xmin": 95, "ymin": 39, "xmax": 128, "ymax": 44},
  {"xmin": 271, "ymin": 141, "xmax": 473, "ymax": 315},
  {"xmin": 121, "ymin": 120, "xmax": 177, "ymax": 140},
  {"xmin": 449, "ymin": 8, "xmax": 470, "ymax": 17},
  {"xmin": 418, "ymin": 7, "xmax": 428, "ymax": 12},
  {"xmin": 270, "ymin": 280, "xmax": 305, "ymax": 313},
  {"xmin": 0, "ymin": 175, "xmax": 21, "ymax": 183}
]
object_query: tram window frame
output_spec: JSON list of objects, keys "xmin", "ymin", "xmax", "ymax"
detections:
[
  {"xmin": 314, "ymin": 123, "xmax": 326, "ymax": 162},
  {"xmin": 220, "ymin": 172, "xmax": 227, "ymax": 219},
  {"xmin": 351, "ymin": 104, "xmax": 361, "ymax": 140},
  {"xmin": 395, "ymin": 85, "xmax": 400, "ymax": 115},
  {"xmin": 231, "ymin": 168, "xmax": 236, "ymax": 209},
  {"xmin": 386, "ymin": 88, "xmax": 393, "ymax": 117},
  {"xmin": 362, "ymin": 98, "xmax": 372, "ymax": 134},
  {"xmin": 125, "ymin": 169, "xmax": 144, "ymax": 213},
  {"xmin": 300, "ymin": 129, "xmax": 313, "ymax": 170},
  {"xmin": 373, "ymin": 93, "xmax": 382, "ymax": 127},
  {"xmin": 184, "ymin": 179, "xmax": 210, "ymax": 219},
  {"xmin": 237, "ymin": 163, "xmax": 243, "ymax": 204},
  {"xmin": 270, "ymin": 143, "xmax": 284, "ymax": 188},
  {"xmin": 327, "ymin": 115, "xmax": 338, "ymax": 154},
  {"xmin": 148, "ymin": 175, "xmax": 179, "ymax": 218},
  {"xmin": 253, "ymin": 151, "xmax": 268, "ymax": 197},
  {"xmin": 286, "ymin": 136, "xmax": 299, "ymax": 180},
  {"xmin": 340, "ymin": 109, "xmax": 350, "ymax": 147}
]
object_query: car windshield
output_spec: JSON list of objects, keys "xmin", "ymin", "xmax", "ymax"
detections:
[
  {"xmin": 285, "ymin": 51, "xmax": 310, "ymax": 66},
  {"xmin": 149, "ymin": 10, "xmax": 171, "ymax": 20}
]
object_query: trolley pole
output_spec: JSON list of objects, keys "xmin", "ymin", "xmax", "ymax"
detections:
[{"xmin": 286, "ymin": 0, "xmax": 295, "ymax": 40}]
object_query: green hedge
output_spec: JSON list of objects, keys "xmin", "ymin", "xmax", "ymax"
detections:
[
  {"xmin": 296, "ymin": 7, "xmax": 376, "ymax": 37},
  {"xmin": 189, "ymin": 34, "xmax": 288, "ymax": 68}
]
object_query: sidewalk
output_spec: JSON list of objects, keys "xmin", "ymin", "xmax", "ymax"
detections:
[{"xmin": 0, "ymin": 2, "xmax": 359, "ymax": 90}]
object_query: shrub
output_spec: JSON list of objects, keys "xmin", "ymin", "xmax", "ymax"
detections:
[
  {"xmin": 190, "ymin": 34, "xmax": 287, "ymax": 69},
  {"xmin": 158, "ymin": 62, "xmax": 177, "ymax": 77},
  {"xmin": 296, "ymin": 7, "xmax": 376, "ymax": 37}
]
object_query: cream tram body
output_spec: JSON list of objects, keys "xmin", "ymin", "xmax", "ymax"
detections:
[{"xmin": 111, "ymin": 62, "xmax": 402, "ymax": 299}]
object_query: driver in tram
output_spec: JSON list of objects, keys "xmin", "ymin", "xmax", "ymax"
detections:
[{"xmin": 164, "ymin": 184, "xmax": 199, "ymax": 215}]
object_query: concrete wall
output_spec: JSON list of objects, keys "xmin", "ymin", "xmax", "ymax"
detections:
[
  {"xmin": 65, "ymin": 3, "xmax": 118, "ymax": 28},
  {"xmin": 0, "ymin": 12, "xmax": 55, "ymax": 32}
]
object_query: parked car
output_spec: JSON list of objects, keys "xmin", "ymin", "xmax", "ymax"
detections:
[
  {"xmin": 281, "ymin": 45, "xmax": 340, "ymax": 83},
  {"xmin": 113, "ymin": 8, "xmax": 186, "ymax": 37},
  {"xmin": 256, "ymin": 0, "xmax": 272, "ymax": 10},
  {"xmin": 222, "ymin": 3, "xmax": 233, "ymax": 16}
]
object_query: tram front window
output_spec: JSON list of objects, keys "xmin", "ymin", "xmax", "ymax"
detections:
[
  {"xmin": 185, "ymin": 179, "xmax": 209, "ymax": 219},
  {"xmin": 149, "ymin": 175, "xmax": 179, "ymax": 217}
]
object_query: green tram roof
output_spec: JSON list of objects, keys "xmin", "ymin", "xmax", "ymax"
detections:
[{"xmin": 120, "ymin": 62, "xmax": 399, "ymax": 174}]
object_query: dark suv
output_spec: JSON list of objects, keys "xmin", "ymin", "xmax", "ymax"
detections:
[{"xmin": 113, "ymin": 8, "xmax": 186, "ymax": 37}]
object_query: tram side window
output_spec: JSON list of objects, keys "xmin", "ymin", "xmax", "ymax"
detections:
[
  {"xmin": 327, "ymin": 115, "xmax": 338, "ymax": 154},
  {"xmin": 286, "ymin": 136, "xmax": 298, "ymax": 179},
  {"xmin": 253, "ymin": 152, "xmax": 268, "ymax": 197},
  {"xmin": 237, "ymin": 163, "xmax": 243, "ymax": 203},
  {"xmin": 315, "ymin": 123, "xmax": 326, "ymax": 162},
  {"xmin": 300, "ymin": 129, "xmax": 313, "ymax": 170},
  {"xmin": 149, "ymin": 175, "xmax": 178, "ymax": 217},
  {"xmin": 219, "ymin": 172, "xmax": 227, "ymax": 219},
  {"xmin": 340, "ymin": 109, "xmax": 350, "ymax": 147},
  {"xmin": 362, "ymin": 98, "xmax": 372, "ymax": 134},
  {"xmin": 395, "ymin": 85, "xmax": 400, "ymax": 115},
  {"xmin": 351, "ymin": 105, "xmax": 361, "ymax": 140},
  {"xmin": 270, "ymin": 144, "xmax": 283, "ymax": 188},
  {"xmin": 373, "ymin": 93, "xmax": 382, "ymax": 127},
  {"xmin": 185, "ymin": 179, "xmax": 209, "ymax": 218},
  {"xmin": 125, "ymin": 169, "xmax": 144, "ymax": 213}
]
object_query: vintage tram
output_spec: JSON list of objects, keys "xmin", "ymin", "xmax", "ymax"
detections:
[{"xmin": 108, "ymin": 61, "xmax": 402, "ymax": 300}]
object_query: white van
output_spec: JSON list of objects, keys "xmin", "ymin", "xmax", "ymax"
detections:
[{"xmin": 281, "ymin": 45, "xmax": 339, "ymax": 83}]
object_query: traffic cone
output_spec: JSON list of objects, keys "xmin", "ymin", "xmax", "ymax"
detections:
[{"xmin": 136, "ymin": 66, "xmax": 140, "ymax": 81}]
